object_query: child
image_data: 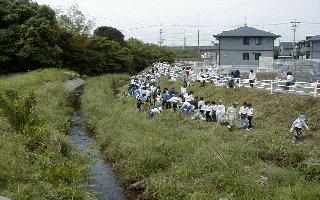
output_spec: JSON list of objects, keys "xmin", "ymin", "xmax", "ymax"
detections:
[
  {"xmin": 136, "ymin": 99, "xmax": 144, "ymax": 112},
  {"xmin": 248, "ymin": 70, "xmax": 256, "ymax": 88},
  {"xmin": 246, "ymin": 103, "xmax": 254, "ymax": 130},
  {"xmin": 147, "ymin": 106, "xmax": 161, "ymax": 117},
  {"xmin": 239, "ymin": 102, "xmax": 249, "ymax": 129},
  {"xmin": 290, "ymin": 115, "xmax": 309, "ymax": 141},
  {"xmin": 216, "ymin": 100, "xmax": 225, "ymax": 125},
  {"xmin": 211, "ymin": 101, "xmax": 217, "ymax": 122},
  {"xmin": 227, "ymin": 102, "xmax": 238, "ymax": 130},
  {"xmin": 205, "ymin": 101, "xmax": 213, "ymax": 122}
]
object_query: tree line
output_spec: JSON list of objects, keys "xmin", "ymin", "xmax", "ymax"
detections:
[{"xmin": 0, "ymin": 0, "xmax": 175, "ymax": 75}]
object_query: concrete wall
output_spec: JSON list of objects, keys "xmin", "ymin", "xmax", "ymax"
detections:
[
  {"xmin": 280, "ymin": 47, "xmax": 292, "ymax": 56},
  {"xmin": 218, "ymin": 37, "xmax": 275, "ymax": 65},
  {"xmin": 219, "ymin": 50, "xmax": 274, "ymax": 65},
  {"xmin": 311, "ymin": 41, "xmax": 320, "ymax": 59}
]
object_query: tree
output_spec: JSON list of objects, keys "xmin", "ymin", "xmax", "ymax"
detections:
[
  {"xmin": 127, "ymin": 38, "xmax": 152, "ymax": 72},
  {"xmin": 274, "ymin": 47, "xmax": 280, "ymax": 59},
  {"xmin": 127, "ymin": 38, "xmax": 175, "ymax": 73},
  {"xmin": 16, "ymin": 12, "xmax": 62, "ymax": 69},
  {"xmin": 0, "ymin": 1, "xmax": 62, "ymax": 72},
  {"xmin": 94, "ymin": 26, "xmax": 125, "ymax": 46},
  {"xmin": 86, "ymin": 36, "xmax": 133, "ymax": 74},
  {"xmin": 56, "ymin": 4, "xmax": 94, "ymax": 36}
]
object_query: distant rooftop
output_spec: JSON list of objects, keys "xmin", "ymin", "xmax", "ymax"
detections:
[
  {"xmin": 279, "ymin": 42, "xmax": 293, "ymax": 48},
  {"xmin": 214, "ymin": 26, "xmax": 280, "ymax": 38},
  {"xmin": 308, "ymin": 35, "xmax": 320, "ymax": 41}
]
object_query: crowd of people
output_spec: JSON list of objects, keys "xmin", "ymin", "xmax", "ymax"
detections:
[
  {"xmin": 128, "ymin": 62, "xmax": 310, "ymax": 140},
  {"xmin": 129, "ymin": 62, "xmax": 256, "ymax": 131}
]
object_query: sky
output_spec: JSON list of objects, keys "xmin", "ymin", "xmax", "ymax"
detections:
[{"xmin": 34, "ymin": 0, "xmax": 320, "ymax": 46}]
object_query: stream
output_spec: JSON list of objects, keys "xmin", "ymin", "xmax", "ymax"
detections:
[{"xmin": 68, "ymin": 85, "xmax": 127, "ymax": 200}]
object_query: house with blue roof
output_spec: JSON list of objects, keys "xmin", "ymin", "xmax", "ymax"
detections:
[{"xmin": 213, "ymin": 26, "xmax": 280, "ymax": 66}]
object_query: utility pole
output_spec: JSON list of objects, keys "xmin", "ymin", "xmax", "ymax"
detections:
[
  {"xmin": 290, "ymin": 20, "xmax": 300, "ymax": 59},
  {"xmin": 197, "ymin": 30, "xmax": 200, "ymax": 59},
  {"xmin": 183, "ymin": 30, "xmax": 186, "ymax": 50},
  {"xmin": 197, "ymin": 13, "xmax": 201, "ymax": 60},
  {"xmin": 159, "ymin": 23, "xmax": 163, "ymax": 47}
]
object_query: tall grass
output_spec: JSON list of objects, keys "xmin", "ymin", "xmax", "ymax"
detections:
[
  {"xmin": 82, "ymin": 74, "xmax": 320, "ymax": 200},
  {"xmin": 0, "ymin": 69, "xmax": 95, "ymax": 199}
]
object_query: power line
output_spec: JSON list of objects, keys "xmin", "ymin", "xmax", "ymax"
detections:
[
  {"xmin": 201, "ymin": 0, "xmax": 266, "ymax": 17},
  {"xmin": 299, "ymin": 22, "xmax": 320, "ymax": 25}
]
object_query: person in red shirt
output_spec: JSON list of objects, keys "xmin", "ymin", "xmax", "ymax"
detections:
[{"xmin": 186, "ymin": 67, "xmax": 190, "ymax": 79}]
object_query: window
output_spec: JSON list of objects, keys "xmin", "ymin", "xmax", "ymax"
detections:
[
  {"xmin": 255, "ymin": 53, "xmax": 261, "ymax": 60},
  {"xmin": 255, "ymin": 37, "xmax": 262, "ymax": 45},
  {"xmin": 243, "ymin": 37, "xmax": 250, "ymax": 45},
  {"xmin": 243, "ymin": 53, "xmax": 249, "ymax": 60}
]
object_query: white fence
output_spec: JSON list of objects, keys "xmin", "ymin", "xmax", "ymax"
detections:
[{"xmin": 239, "ymin": 79, "xmax": 320, "ymax": 98}]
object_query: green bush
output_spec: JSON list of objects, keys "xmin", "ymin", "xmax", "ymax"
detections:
[
  {"xmin": 0, "ymin": 69, "xmax": 93, "ymax": 199},
  {"xmin": 0, "ymin": 90, "xmax": 36, "ymax": 133}
]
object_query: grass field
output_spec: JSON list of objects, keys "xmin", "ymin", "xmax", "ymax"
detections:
[
  {"xmin": 82, "ymin": 74, "xmax": 320, "ymax": 200},
  {"xmin": 0, "ymin": 69, "xmax": 95, "ymax": 199}
]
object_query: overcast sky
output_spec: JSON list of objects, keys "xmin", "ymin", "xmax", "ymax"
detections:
[{"xmin": 34, "ymin": 0, "xmax": 320, "ymax": 46}]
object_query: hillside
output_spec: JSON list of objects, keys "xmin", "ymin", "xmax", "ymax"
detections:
[{"xmin": 81, "ymin": 74, "xmax": 320, "ymax": 200}]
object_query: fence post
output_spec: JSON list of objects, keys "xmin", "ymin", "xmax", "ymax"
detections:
[
  {"xmin": 314, "ymin": 82, "xmax": 317, "ymax": 98},
  {"xmin": 270, "ymin": 80, "xmax": 273, "ymax": 94}
]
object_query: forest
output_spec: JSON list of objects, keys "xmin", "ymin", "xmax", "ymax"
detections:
[{"xmin": 0, "ymin": 0, "xmax": 175, "ymax": 75}]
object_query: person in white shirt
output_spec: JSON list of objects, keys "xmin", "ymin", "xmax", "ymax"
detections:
[
  {"xmin": 285, "ymin": 71, "xmax": 294, "ymax": 91},
  {"xmin": 147, "ymin": 106, "xmax": 161, "ymax": 117},
  {"xmin": 216, "ymin": 100, "xmax": 226, "ymax": 125},
  {"xmin": 290, "ymin": 115, "xmax": 309, "ymax": 141},
  {"xmin": 181, "ymin": 100, "xmax": 193, "ymax": 115},
  {"xmin": 248, "ymin": 70, "xmax": 256, "ymax": 88},
  {"xmin": 227, "ymin": 103, "xmax": 238, "ymax": 130},
  {"xmin": 205, "ymin": 101, "xmax": 213, "ymax": 122},
  {"xmin": 180, "ymin": 85, "xmax": 187, "ymax": 96},
  {"xmin": 246, "ymin": 103, "xmax": 254, "ymax": 129},
  {"xmin": 184, "ymin": 91, "xmax": 194, "ymax": 103},
  {"xmin": 197, "ymin": 97, "xmax": 205, "ymax": 110},
  {"xmin": 210, "ymin": 101, "xmax": 217, "ymax": 122},
  {"xmin": 239, "ymin": 102, "xmax": 249, "ymax": 129},
  {"xmin": 167, "ymin": 94, "xmax": 182, "ymax": 112}
]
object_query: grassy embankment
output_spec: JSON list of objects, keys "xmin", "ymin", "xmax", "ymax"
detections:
[
  {"xmin": 0, "ymin": 69, "xmax": 95, "ymax": 199},
  {"xmin": 82, "ymin": 74, "xmax": 320, "ymax": 200}
]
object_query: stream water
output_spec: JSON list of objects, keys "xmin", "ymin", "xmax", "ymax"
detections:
[{"xmin": 68, "ymin": 87, "xmax": 127, "ymax": 200}]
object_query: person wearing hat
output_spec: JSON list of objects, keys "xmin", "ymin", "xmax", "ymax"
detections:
[
  {"xmin": 290, "ymin": 115, "xmax": 309, "ymax": 141},
  {"xmin": 227, "ymin": 102, "xmax": 238, "ymax": 130},
  {"xmin": 216, "ymin": 100, "xmax": 225, "ymax": 125}
]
